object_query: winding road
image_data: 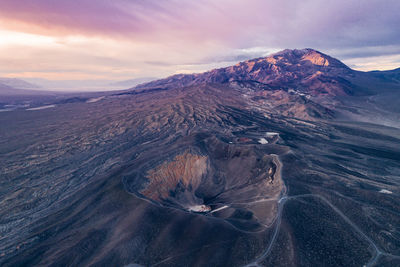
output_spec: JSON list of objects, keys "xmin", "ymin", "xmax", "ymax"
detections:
[{"xmin": 243, "ymin": 193, "xmax": 400, "ymax": 267}]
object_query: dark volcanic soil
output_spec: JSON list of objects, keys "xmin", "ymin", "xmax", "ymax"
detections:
[{"xmin": 1, "ymin": 49, "xmax": 399, "ymax": 266}]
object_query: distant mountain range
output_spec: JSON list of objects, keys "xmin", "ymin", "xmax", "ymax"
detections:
[
  {"xmin": 134, "ymin": 48, "xmax": 399, "ymax": 96},
  {"xmin": 2, "ymin": 49, "xmax": 399, "ymax": 124},
  {"xmin": 129, "ymin": 48, "xmax": 399, "ymax": 123},
  {"xmin": 0, "ymin": 78, "xmax": 41, "ymax": 90},
  {"xmin": 0, "ymin": 79, "xmax": 53, "ymax": 96},
  {"xmin": 2, "ymin": 49, "xmax": 399, "ymax": 98},
  {"xmin": 0, "ymin": 77, "xmax": 157, "ymax": 95}
]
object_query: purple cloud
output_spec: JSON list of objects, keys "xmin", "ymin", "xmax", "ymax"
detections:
[
  {"xmin": 0, "ymin": 0, "xmax": 399, "ymax": 80},
  {"xmin": 0, "ymin": 0, "xmax": 398, "ymax": 48}
]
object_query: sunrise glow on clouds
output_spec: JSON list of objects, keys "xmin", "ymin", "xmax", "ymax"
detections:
[{"xmin": 0, "ymin": 0, "xmax": 399, "ymax": 82}]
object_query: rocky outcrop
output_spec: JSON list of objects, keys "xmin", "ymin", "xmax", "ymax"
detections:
[{"xmin": 141, "ymin": 151, "xmax": 208, "ymax": 202}]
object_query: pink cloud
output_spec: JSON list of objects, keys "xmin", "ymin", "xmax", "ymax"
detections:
[
  {"xmin": 0, "ymin": 0, "xmax": 399, "ymax": 49},
  {"xmin": 0, "ymin": 0, "xmax": 399, "ymax": 80}
]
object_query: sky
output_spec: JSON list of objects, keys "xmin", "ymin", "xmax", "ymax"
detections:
[{"xmin": 0, "ymin": 0, "xmax": 399, "ymax": 85}]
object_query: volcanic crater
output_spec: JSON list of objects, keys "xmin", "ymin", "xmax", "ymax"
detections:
[{"xmin": 123, "ymin": 133, "xmax": 286, "ymax": 231}]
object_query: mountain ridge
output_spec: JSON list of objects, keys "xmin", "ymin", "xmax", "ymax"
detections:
[
  {"xmin": 133, "ymin": 48, "xmax": 398, "ymax": 97},
  {"xmin": 0, "ymin": 78, "xmax": 41, "ymax": 90},
  {"xmin": 133, "ymin": 49, "xmax": 352, "ymax": 95}
]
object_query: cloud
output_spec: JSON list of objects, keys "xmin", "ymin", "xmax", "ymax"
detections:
[
  {"xmin": 1, "ymin": 0, "xmax": 399, "ymax": 47},
  {"xmin": 326, "ymin": 45, "xmax": 400, "ymax": 60},
  {"xmin": 342, "ymin": 54, "xmax": 400, "ymax": 71},
  {"xmin": 0, "ymin": 0, "xmax": 399, "ymax": 81}
]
